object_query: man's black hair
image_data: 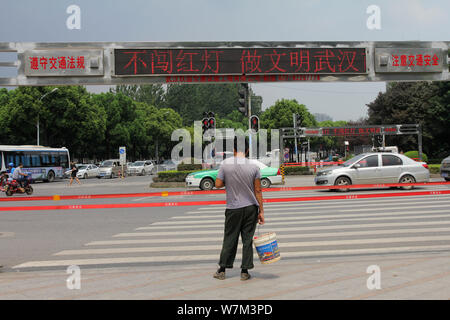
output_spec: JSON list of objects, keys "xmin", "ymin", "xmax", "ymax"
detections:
[{"xmin": 233, "ymin": 135, "xmax": 249, "ymax": 155}]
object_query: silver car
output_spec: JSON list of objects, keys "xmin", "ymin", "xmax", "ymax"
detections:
[
  {"xmin": 70, "ymin": 164, "xmax": 100, "ymax": 179},
  {"xmin": 314, "ymin": 152, "xmax": 430, "ymax": 191},
  {"xmin": 440, "ymin": 156, "xmax": 450, "ymax": 181},
  {"xmin": 127, "ymin": 160, "xmax": 156, "ymax": 176}
]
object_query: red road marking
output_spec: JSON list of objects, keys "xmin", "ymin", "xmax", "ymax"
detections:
[
  {"xmin": 1, "ymin": 189, "xmax": 450, "ymax": 212},
  {"xmin": 1, "ymin": 181, "xmax": 449, "ymax": 202}
]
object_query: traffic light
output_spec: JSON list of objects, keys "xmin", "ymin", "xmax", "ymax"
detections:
[
  {"xmin": 295, "ymin": 113, "xmax": 303, "ymax": 128},
  {"xmin": 208, "ymin": 117, "xmax": 216, "ymax": 129},
  {"xmin": 238, "ymin": 83, "xmax": 248, "ymax": 116},
  {"xmin": 250, "ymin": 115, "xmax": 259, "ymax": 132},
  {"xmin": 202, "ymin": 118, "xmax": 209, "ymax": 134}
]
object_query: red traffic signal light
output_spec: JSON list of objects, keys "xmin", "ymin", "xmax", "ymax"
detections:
[
  {"xmin": 202, "ymin": 118, "xmax": 209, "ymax": 133},
  {"xmin": 209, "ymin": 117, "xmax": 215, "ymax": 129},
  {"xmin": 250, "ymin": 115, "xmax": 259, "ymax": 132}
]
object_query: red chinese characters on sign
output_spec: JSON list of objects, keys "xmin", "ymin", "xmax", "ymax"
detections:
[
  {"xmin": 115, "ymin": 48, "xmax": 366, "ymax": 76},
  {"xmin": 28, "ymin": 56, "xmax": 86, "ymax": 71},
  {"xmin": 240, "ymin": 49, "xmax": 263, "ymax": 74},
  {"xmin": 322, "ymin": 127, "xmax": 382, "ymax": 136},
  {"xmin": 391, "ymin": 53, "xmax": 440, "ymax": 68}
]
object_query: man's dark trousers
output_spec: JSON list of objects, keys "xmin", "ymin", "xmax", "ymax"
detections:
[{"xmin": 219, "ymin": 204, "xmax": 259, "ymax": 270}]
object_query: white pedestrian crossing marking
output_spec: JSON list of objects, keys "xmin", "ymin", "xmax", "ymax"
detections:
[{"xmin": 12, "ymin": 195, "xmax": 450, "ymax": 269}]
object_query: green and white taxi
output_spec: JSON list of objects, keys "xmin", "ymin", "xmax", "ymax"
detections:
[{"xmin": 185, "ymin": 159, "xmax": 282, "ymax": 190}]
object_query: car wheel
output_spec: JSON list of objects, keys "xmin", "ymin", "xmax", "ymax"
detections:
[
  {"xmin": 399, "ymin": 174, "xmax": 415, "ymax": 190},
  {"xmin": 84, "ymin": 173, "xmax": 88, "ymax": 179},
  {"xmin": 261, "ymin": 178, "xmax": 271, "ymax": 188},
  {"xmin": 200, "ymin": 178, "xmax": 214, "ymax": 191},
  {"xmin": 334, "ymin": 176, "xmax": 351, "ymax": 192},
  {"xmin": 110, "ymin": 172, "xmax": 114, "ymax": 179},
  {"xmin": 141, "ymin": 170, "xmax": 145, "ymax": 176},
  {"xmin": 46, "ymin": 170, "xmax": 55, "ymax": 183}
]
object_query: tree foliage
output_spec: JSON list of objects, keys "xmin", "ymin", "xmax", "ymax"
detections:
[{"xmin": 367, "ymin": 81, "xmax": 450, "ymax": 158}]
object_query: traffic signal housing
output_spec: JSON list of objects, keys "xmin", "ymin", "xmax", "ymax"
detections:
[
  {"xmin": 202, "ymin": 118, "xmax": 209, "ymax": 134},
  {"xmin": 238, "ymin": 83, "xmax": 248, "ymax": 116},
  {"xmin": 295, "ymin": 113, "xmax": 303, "ymax": 128},
  {"xmin": 208, "ymin": 117, "xmax": 216, "ymax": 129},
  {"xmin": 250, "ymin": 115, "xmax": 259, "ymax": 133}
]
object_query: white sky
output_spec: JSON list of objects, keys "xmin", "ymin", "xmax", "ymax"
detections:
[{"xmin": 1, "ymin": 0, "xmax": 448, "ymax": 121}]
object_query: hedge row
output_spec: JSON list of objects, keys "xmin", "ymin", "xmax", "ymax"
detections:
[
  {"xmin": 284, "ymin": 166, "xmax": 313, "ymax": 175},
  {"xmin": 428, "ymin": 164, "xmax": 441, "ymax": 174},
  {"xmin": 155, "ymin": 170, "xmax": 198, "ymax": 182},
  {"xmin": 177, "ymin": 163, "xmax": 203, "ymax": 171},
  {"xmin": 404, "ymin": 151, "xmax": 428, "ymax": 162}
]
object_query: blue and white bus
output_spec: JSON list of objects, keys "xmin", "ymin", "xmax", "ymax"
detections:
[{"xmin": 0, "ymin": 145, "xmax": 70, "ymax": 182}]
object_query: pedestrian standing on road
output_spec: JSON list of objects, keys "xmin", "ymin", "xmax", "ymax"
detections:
[
  {"xmin": 213, "ymin": 136, "xmax": 265, "ymax": 281},
  {"xmin": 69, "ymin": 162, "xmax": 81, "ymax": 186}
]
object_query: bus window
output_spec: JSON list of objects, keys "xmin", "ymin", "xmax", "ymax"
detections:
[
  {"xmin": 31, "ymin": 153, "xmax": 41, "ymax": 167},
  {"xmin": 60, "ymin": 154, "xmax": 69, "ymax": 168},
  {"xmin": 5, "ymin": 152, "xmax": 16, "ymax": 166},
  {"xmin": 41, "ymin": 153, "xmax": 50, "ymax": 166},
  {"xmin": 50, "ymin": 153, "xmax": 59, "ymax": 166}
]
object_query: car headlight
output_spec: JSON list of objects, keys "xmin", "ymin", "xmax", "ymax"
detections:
[{"xmin": 318, "ymin": 170, "xmax": 333, "ymax": 176}]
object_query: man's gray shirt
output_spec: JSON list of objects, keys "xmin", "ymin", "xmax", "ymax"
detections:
[
  {"xmin": 12, "ymin": 166, "xmax": 22, "ymax": 180},
  {"xmin": 217, "ymin": 156, "xmax": 261, "ymax": 210}
]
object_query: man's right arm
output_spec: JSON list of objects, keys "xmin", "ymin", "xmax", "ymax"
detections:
[{"xmin": 254, "ymin": 178, "xmax": 265, "ymax": 225}]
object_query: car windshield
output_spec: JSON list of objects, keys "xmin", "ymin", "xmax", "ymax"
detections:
[
  {"xmin": 77, "ymin": 165, "xmax": 88, "ymax": 170},
  {"xmin": 131, "ymin": 161, "xmax": 145, "ymax": 166},
  {"xmin": 100, "ymin": 161, "xmax": 114, "ymax": 167},
  {"xmin": 341, "ymin": 154, "xmax": 367, "ymax": 167},
  {"xmin": 163, "ymin": 160, "xmax": 174, "ymax": 165}
]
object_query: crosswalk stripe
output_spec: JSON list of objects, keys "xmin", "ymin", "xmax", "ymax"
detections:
[
  {"xmin": 13, "ymin": 244, "xmax": 450, "ymax": 269},
  {"xmin": 162, "ymin": 209, "xmax": 450, "ymax": 225},
  {"xmin": 186, "ymin": 199, "xmax": 450, "ymax": 214},
  {"xmin": 55, "ymin": 235, "xmax": 450, "ymax": 256},
  {"xmin": 114, "ymin": 220, "xmax": 450, "ymax": 237},
  {"xmin": 85, "ymin": 226, "xmax": 450, "ymax": 246},
  {"xmin": 341, "ymin": 204, "xmax": 450, "ymax": 212},
  {"xmin": 191, "ymin": 195, "xmax": 450, "ymax": 211},
  {"xmin": 135, "ymin": 211, "xmax": 450, "ymax": 230}
]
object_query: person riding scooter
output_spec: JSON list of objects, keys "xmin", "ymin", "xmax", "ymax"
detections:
[
  {"xmin": 0, "ymin": 163, "xmax": 14, "ymax": 190},
  {"xmin": 11, "ymin": 163, "xmax": 29, "ymax": 192}
]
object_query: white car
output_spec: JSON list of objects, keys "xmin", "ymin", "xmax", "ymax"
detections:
[
  {"xmin": 127, "ymin": 160, "xmax": 156, "ymax": 176},
  {"xmin": 314, "ymin": 152, "xmax": 430, "ymax": 191},
  {"xmin": 76, "ymin": 164, "xmax": 100, "ymax": 179}
]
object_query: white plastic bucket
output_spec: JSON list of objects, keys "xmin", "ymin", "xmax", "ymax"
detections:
[{"xmin": 253, "ymin": 232, "xmax": 281, "ymax": 264}]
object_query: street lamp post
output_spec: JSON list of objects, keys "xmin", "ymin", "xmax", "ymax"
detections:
[{"xmin": 37, "ymin": 88, "xmax": 58, "ymax": 146}]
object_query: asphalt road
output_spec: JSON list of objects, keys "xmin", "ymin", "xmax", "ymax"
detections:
[{"xmin": 1, "ymin": 174, "xmax": 450, "ymax": 273}]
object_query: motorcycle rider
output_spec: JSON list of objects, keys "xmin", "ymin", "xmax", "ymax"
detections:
[
  {"xmin": 0, "ymin": 163, "xmax": 14, "ymax": 189},
  {"xmin": 11, "ymin": 163, "xmax": 29, "ymax": 191}
]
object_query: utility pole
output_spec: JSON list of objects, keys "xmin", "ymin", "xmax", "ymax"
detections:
[
  {"xmin": 248, "ymin": 84, "xmax": 252, "ymax": 152},
  {"xmin": 37, "ymin": 88, "xmax": 58, "ymax": 146},
  {"xmin": 293, "ymin": 113, "xmax": 298, "ymax": 163}
]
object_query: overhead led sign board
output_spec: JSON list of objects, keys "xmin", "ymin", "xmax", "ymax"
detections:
[
  {"xmin": 113, "ymin": 48, "xmax": 367, "ymax": 76},
  {"xmin": 0, "ymin": 41, "xmax": 447, "ymax": 86}
]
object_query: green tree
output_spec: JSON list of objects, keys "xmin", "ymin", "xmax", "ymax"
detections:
[
  {"xmin": 260, "ymin": 98, "xmax": 317, "ymax": 129},
  {"xmin": 111, "ymin": 84, "xmax": 166, "ymax": 108},
  {"xmin": 367, "ymin": 81, "xmax": 450, "ymax": 158}
]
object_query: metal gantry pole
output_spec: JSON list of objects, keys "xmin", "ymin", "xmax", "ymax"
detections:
[
  {"xmin": 418, "ymin": 124, "xmax": 423, "ymax": 161},
  {"xmin": 293, "ymin": 113, "xmax": 298, "ymax": 163}
]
